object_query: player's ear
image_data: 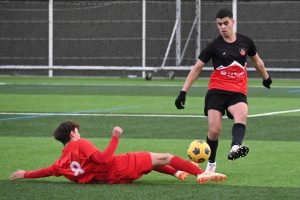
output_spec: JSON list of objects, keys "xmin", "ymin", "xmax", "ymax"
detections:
[{"xmin": 70, "ymin": 131, "xmax": 75, "ymax": 138}]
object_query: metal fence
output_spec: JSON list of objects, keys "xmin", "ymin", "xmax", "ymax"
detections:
[{"xmin": 0, "ymin": 0, "xmax": 299, "ymax": 79}]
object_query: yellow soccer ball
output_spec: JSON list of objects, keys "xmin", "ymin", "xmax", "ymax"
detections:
[{"xmin": 187, "ymin": 140, "xmax": 211, "ymax": 163}]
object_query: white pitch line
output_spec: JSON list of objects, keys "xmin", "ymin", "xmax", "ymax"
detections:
[
  {"xmin": 247, "ymin": 109, "xmax": 300, "ymax": 117},
  {"xmin": 0, "ymin": 109, "xmax": 300, "ymax": 118},
  {"xmin": 0, "ymin": 112, "xmax": 205, "ymax": 118},
  {"xmin": 1, "ymin": 82, "xmax": 300, "ymax": 88}
]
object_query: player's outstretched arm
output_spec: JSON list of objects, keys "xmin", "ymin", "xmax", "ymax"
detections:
[
  {"xmin": 175, "ymin": 60, "xmax": 205, "ymax": 110},
  {"xmin": 182, "ymin": 59, "xmax": 205, "ymax": 92},
  {"xmin": 90, "ymin": 126, "xmax": 123, "ymax": 164},
  {"xmin": 250, "ymin": 54, "xmax": 270, "ymax": 79},
  {"xmin": 10, "ymin": 165, "xmax": 57, "ymax": 180},
  {"xmin": 250, "ymin": 54, "xmax": 272, "ymax": 89},
  {"xmin": 10, "ymin": 169, "xmax": 26, "ymax": 180}
]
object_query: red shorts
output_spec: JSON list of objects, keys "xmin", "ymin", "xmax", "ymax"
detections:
[{"xmin": 107, "ymin": 152, "xmax": 152, "ymax": 184}]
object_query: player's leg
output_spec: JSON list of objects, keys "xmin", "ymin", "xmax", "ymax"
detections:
[
  {"xmin": 204, "ymin": 90, "xmax": 227, "ymax": 172},
  {"xmin": 227, "ymin": 101, "xmax": 249, "ymax": 160},
  {"xmin": 153, "ymin": 165, "xmax": 189, "ymax": 180},
  {"xmin": 150, "ymin": 153, "xmax": 226, "ymax": 184},
  {"xmin": 227, "ymin": 101, "xmax": 248, "ymax": 144},
  {"xmin": 151, "ymin": 153, "xmax": 204, "ymax": 174},
  {"xmin": 206, "ymin": 109, "xmax": 223, "ymax": 172}
]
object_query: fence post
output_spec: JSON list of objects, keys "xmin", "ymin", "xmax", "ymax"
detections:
[
  {"xmin": 232, "ymin": 0, "xmax": 237, "ymax": 31},
  {"xmin": 195, "ymin": 0, "xmax": 201, "ymax": 59},
  {"xmin": 176, "ymin": 0, "xmax": 181, "ymax": 67},
  {"xmin": 142, "ymin": 0, "xmax": 146, "ymax": 78},
  {"xmin": 48, "ymin": 0, "xmax": 53, "ymax": 77}
]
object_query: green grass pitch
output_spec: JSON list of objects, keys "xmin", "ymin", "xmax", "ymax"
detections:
[{"xmin": 0, "ymin": 77, "xmax": 300, "ymax": 200}]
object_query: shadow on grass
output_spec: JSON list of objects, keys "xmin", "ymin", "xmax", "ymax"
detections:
[{"xmin": 1, "ymin": 180, "xmax": 299, "ymax": 200}]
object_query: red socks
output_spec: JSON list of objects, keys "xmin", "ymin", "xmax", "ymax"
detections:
[
  {"xmin": 154, "ymin": 165, "xmax": 177, "ymax": 176},
  {"xmin": 170, "ymin": 156, "xmax": 204, "ymax": 176}
]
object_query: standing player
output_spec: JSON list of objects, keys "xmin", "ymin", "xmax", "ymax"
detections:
[
  {"xmin": 10, "ymin": 120, "xmax": 226, "ymax": 184},
  {"xmin": 175, "ymin": 8, "xmax": 272, "ymax": 172}
]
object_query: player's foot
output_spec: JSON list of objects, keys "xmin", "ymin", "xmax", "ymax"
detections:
[
  {"xmin": 197, "ymin": 171, "xmax": 227, "ymax": 184},
  {"xmin": 175, "ymin": 162, "xmax": 198, "ymax": 180},
  {"xmin": 175, "ymin": 171, "xmax": 189, "ymax": 180},
  {"xmin": 205, "ymin": 161, "xmax": 217, "ymax": 172},
  {"xmin": 211, "ymin": 172, "xmax": 227, "ymax": 183},
  {"xmin": 228, "ymin": 145, "xmax": 249, "ymax": 161}
]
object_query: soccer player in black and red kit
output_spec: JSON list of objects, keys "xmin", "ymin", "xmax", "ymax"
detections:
[{"xmin": 175, "ymin": 8, "xmax": 272, "ymax": 173}]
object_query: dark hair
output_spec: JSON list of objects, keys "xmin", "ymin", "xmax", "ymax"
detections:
[
  {"xmin": 215, "ymin": 8, "xmax": 233, "ymax": 19},
  {"xmin": 53, "ymin": 120, "xmax": 80, "ymax": 145}
]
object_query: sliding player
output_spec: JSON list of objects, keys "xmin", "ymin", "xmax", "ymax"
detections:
[{"xmin": 10, "ymin": 120, "xmax": 226, "ymax": 184}]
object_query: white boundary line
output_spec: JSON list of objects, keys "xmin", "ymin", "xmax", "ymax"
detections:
[
  {"xmin": 0, "ymin": 109, "xmax": 299, "ymax": 118},
  {"xmin": 1, "ymin": 82, "xmax": 300, "ymax": 88},
  {"xmin": 0, "ymin": 112, "xmax": 205, "ymax": 118},
  {"xmin": 247, "ymin": 109, "xmax": 300, "ymax": 118}
]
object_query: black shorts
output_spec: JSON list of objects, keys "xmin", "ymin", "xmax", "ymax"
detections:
[{"xmin": 204, "ymin": 89, "xmax": 248, "ymax": 119}]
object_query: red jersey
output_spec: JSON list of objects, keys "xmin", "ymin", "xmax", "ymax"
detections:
[
  {"xmin": 24, "ymin": 137, "xmax": 153, "ymax": 184},
  {"xmin": 198, "ymin": 33, "xmax": 257, "ymax": 95},
  {"xmin": 25, "ymin": 137, "xmax": 118, "ymax": 184}
]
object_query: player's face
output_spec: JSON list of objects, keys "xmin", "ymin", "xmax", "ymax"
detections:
[
  {"xmin": 216, "ymin": 17, "xmax": 234, "ymax": 37},
  {"xmin": 72, "ymin": 128, "xmax": 81, "ymax": 140}
]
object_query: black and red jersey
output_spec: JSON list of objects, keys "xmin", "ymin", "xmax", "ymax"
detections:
[{"xmin": 198, "ymin": 33, "xmax": 257, "ymax": 94}]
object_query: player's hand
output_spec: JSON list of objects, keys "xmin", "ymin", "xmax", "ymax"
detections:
[
  {"xmin": 262, "ymin": 76, "xmax": 272, "ymax": 89},
  {"xmin": 112, "ymin": 126, "xmax": 123, "ymax": 138},
  {"xmin": 175, "ymin": 91, "xmax": 187, "ymax": 109},
  {"xmin": 10, "ymin": 169, "xmax": 26, "ymax": 180}
]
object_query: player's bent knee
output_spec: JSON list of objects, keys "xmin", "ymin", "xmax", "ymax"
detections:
[
  {"xmin": 235, "ymin": 112, "xmax": 248, "ymax": 122},
  {"xmin": 208, "ymin": 126, "xmax": 221, "ymax": 136},
  {"xmin": 151, "ymin": 153, "xmax": 174, "ymax": 166},
  {"xmin": 166, "ymin": 153, "xmax": 174, "ymax": 157},
  {"xmin": 163, "ymin": 153, "xmax": 174, "ymax": 164}
]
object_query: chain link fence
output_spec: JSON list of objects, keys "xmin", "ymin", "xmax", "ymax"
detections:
[{"xmin": 0, "ymin": 0, "xmax": 299, "ymax": 79}]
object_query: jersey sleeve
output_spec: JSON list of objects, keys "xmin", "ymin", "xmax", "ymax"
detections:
[
  {"xmin": 79, "ymin": 138, "xmax": 102, "ymax": 159},
  {"xmin": 198, "ymin": 43, "xmax": 213, "ymax": 63},
  {"xmin": 90, "ymin": 136, "xmax": 119, "ymax": 164},
  {"xmin": 24, "ymin": 164, "xmax": 60, "ymax": 178},
  {"xmin": 247, "ymin": 37, "xmax": 257, "ymax": 57}
]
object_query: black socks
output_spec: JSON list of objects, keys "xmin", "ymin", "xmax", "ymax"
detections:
[
  {"xmin": 206, "ymin": 136, "xmax": 218, "ymax": 163},
  {"xmin": 231, "ymin": 123, "xmax": 246, "ymax": 147}
]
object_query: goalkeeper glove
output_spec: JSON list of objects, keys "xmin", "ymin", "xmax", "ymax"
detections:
[
  {"xmin": 262, "ymin": 76, "xmax": 272, "ymax": 89},
  {"xmin": 175, "ymin": 91, "xmax": 186, "ymax": 109}
]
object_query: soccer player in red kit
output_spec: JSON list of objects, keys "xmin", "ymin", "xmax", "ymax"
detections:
[
  {"xmin": 10, "ymin": 120, "xmax": 226, "ymax": 184},
  {"xmin": 175, "ymin": 8, "xmax": 272, "ymax": 173}
]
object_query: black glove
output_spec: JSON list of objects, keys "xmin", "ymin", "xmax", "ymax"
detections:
[
  {"xmin": 262, "ymin": 76, "xmax": 272, "ymax": 89},
  {"xmin": 175, "ymin": 91, "xmax": 186, "ymax": 109}
]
